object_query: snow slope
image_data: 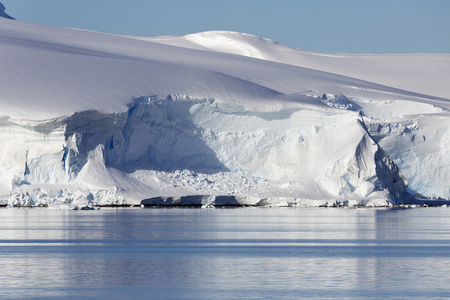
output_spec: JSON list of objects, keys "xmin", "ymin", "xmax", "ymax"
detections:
[
  {"xmin": 0, "ymin": 8, "xmax": 449, "ymax": 207},
  {"xmin": 145, "ymin": 31, "xmax": 450, "ymax": 100}
]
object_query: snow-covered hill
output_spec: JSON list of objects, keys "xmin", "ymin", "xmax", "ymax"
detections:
[
  {"xmin": 1, "ymin": 6, "xmax": 449, "ymax": 207},
  {"xmin": 144, "ymin": 31, "xmax": 450, "ymax": 100}
]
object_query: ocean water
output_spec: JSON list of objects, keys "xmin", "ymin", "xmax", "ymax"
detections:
[{"xmin": 0, "ymin": 207, "xmax": 450, "ymax": 299}]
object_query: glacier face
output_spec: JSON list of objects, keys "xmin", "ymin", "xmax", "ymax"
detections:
[
  {"xmin": 367, "ymin": 113, "xmax": 450, "ymax": 200},
  {"xmin": 2, "ymin": 95, "xmax": 410, "ymax": 207},
  {"xmin": 0, "ymin": 12, "xmax": 449, "ymax": 207}
]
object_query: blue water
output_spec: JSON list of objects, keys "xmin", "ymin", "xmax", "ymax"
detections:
[{"xmin": 1, "ymin": 207, "xmax": 450, "ymax": 299}]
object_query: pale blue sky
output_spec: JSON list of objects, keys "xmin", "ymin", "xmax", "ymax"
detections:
[{"xmin": 2, "ymin": 0, "xmax": 449, "ymax": 53}]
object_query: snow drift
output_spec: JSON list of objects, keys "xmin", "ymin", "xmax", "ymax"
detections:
[{"xmin": 0, "ymin": 5, "xmax": 449, "ymax": 207}]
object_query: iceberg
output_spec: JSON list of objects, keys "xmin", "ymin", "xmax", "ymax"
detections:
[{"xmin": 1, "ymin": 4, "xmax": 449, "ymax": 207}]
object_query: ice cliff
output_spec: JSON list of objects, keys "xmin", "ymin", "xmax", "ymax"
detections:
[
  {"xmin": 3, "ymin": 95, "xmax": 410, "ymax": 207},
  {"xmin": 0, "ymin": 5, "xmax": 449, "ymax": 207}
]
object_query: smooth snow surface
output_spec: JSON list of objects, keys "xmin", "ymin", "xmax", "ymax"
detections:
[
  {"xmin": 145, "ymin": 31, "xmax": 450, "ymax": 100},
  {"xmin": 0, "ymin": 13, "xmax": 449, "ymax": 207}
]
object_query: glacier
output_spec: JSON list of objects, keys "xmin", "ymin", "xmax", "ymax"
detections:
[{"xmin": 0, "ymin": 6, "xmax": 449, "ymax": 207}]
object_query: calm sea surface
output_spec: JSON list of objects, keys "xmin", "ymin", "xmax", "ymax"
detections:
[{"xmin": 0, "ymin": 207, "xmax": 450, "ymax": 299}]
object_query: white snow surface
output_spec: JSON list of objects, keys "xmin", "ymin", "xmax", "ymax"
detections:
[
  {"xmin": 0, "ymin": 15, "xmax": 449, "ymax": 207},
  {"xmin": 144, "ymin": 31, "xmax": 450, "ymax": 100}
]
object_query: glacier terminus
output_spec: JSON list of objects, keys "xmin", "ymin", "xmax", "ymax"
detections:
[{"xmin": 1, "ymin": 6, "xmax": 450, "ymax": 208}]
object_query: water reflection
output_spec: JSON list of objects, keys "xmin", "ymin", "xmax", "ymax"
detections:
[{"xmin": 0, "ymin": 207, "xmax": 450, "ymax": 299}]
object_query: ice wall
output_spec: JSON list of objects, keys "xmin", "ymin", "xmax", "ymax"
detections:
[
  {"xmin": 1, "ymin": 95, "xmax": 410, "ymax": 207},
  {"xmin": 367, "ymin": 113, "xmax": 450, "ymax": 200}
]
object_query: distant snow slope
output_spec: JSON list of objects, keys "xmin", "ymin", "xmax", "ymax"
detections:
[
  {"xmin": 0, "ymin": 12, "xmax": 449, "ymax": 207},
  {"xmin": 144, "ymin": 31, "xmax": 450, "ymax": 100}
]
